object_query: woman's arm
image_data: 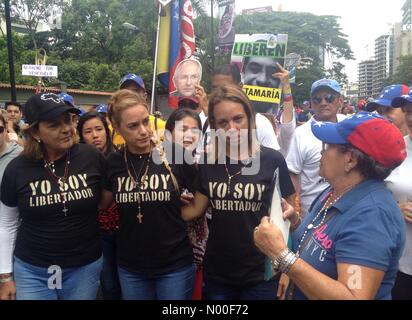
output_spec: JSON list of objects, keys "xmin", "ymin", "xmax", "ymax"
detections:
[
  {"xmin": 0, "ymin": 202, "xmax": 19, "ymax": 300},
  {"xmin": 254, "ymin": 216, "xmax": 385, "ymax": 300},
  {"xmin": 181, "ymin": 191, "xmax": 210, "ymax": 221},
  {"xmin": 288, "ymin": 260, "xmax": 384, "ymax": 300},
  {"xmin": 0, "ymin": 202, "xmax": 20, "ymax": 274}
]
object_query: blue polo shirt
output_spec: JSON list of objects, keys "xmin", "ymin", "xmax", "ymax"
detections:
[{"xmin": 290, "ymin": 179, "xmax": 405, "ymax": 300}]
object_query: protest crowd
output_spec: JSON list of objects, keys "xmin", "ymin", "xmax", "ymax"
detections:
[{"xmin": 0, "ymin": 1, "xmax": 412, "ymax": 302}]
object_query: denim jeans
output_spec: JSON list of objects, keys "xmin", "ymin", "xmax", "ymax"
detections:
[
  {"xmin": 13, "ymin": 256, "xmax": 103, "ymax": 300},
  {"xmin": 100, "ymin": 231, "xmax": 122, "ymax": 300},
  {"xmin": 204, "ymin": 277, "xmax": 279, "ymax": 300},
  {"xmin": 118, "ymin": 264, "xmax": 195, "ymax": 300}
]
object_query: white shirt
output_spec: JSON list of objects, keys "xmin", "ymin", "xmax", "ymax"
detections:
[
  {"xmin": 385, "ymin": 135, "xmax": 412, "ymax": 275},
  {"xmin": 255, "ymin": 113, "xmax": 280, "ymax": 151},
  {"xmin": 278, "ymin": 111, "xmax": 296, "ymax": 157},
  {"xmin": 286, "ymin": 114, "xmax": 346, "ymax": 217}
]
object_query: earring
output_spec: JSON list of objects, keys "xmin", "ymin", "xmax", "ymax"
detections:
[{"xmin": 37, "ymin": 139, "xmax": 41, "ymax": 144}]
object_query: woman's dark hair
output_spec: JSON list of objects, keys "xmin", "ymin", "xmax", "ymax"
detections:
[
  {"xmin": 77, "ymin": 111, "xmax": 113, "ymax": 155},
  {"xmin": 165, "ymin": 108, "xmax": 201, "ymax": 134},
  {"xmin": 338, "ymin": 144, "xmax": 395, "ymax": 180}
]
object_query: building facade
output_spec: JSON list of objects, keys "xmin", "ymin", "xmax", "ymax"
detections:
[
  {"xmin": 358, "ymin": 60, "xmax": 374, "ymax": 99},
  {"xmin": 372, "ymin": 35, "xmax": 391, "ymax": 97}
]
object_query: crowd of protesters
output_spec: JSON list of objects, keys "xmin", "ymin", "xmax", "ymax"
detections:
[{"xmin": 0, "ymin": 63, "xmax": 411, "ymax": 301}]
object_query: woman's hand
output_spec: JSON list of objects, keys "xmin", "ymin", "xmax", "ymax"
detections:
[
  {"xmin": 254, "ymin": 216, "xmax": 288, "ymax": 259},
  {"xmin": 399, "ymin": 201, "xmax": 412, "ymax": 224},
  {"xmin": 277, "ymin": 274, "xmax": 289, "ymax": 300},
  {"xmin": 281, "ymin": 198, "xmax": 297, "ymax": 221},
  {"xmin": 0, "ymin": 281, "xmax": 16, "ymax": 300},
  {"xmin": 195, "ymin": 85, "xmax": 208, "ymax": 116},
  {"xmin": 272, "ymin": 63, "xmax": 290, "ymax": 87},
  {"xmin": 180, "ymin": 191, "xmax": 194, "ymax": 206}
]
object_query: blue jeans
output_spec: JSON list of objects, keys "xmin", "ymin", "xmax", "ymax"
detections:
[
  {"xmin": 204, "ymin": 278, "xmax": 279, "ymax": 300},
  {"xmin": 100, "ymin": 231, "xmax": 122, "ymax": 300},
  {"xmin": 118, "ymin": 264, "xmax": 195, "ymax": 300},
  {"xmin": 13, "ymin": 256, "xmax": 102, "ymax": 300}
]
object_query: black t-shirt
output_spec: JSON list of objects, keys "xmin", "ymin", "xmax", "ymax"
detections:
[
  {"xmin": 197, "ymin": 146, "xmax": 295, "ymax": 287},
  {"xmin": 1, "ymin": 144, "xmax": 105, "ymax": 268},
  {"xmin": 104, "ymin": 142, "xmax": 196, "ymax": 275}
]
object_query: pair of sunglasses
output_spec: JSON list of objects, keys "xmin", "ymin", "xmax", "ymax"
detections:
[{"xmin": 312, "ymin": 94, "xmax": 336, "ymax": 105}]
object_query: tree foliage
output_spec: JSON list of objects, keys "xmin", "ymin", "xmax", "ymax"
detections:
[
  {"xmin": 386, "ymin": 55, "xmax": 412, "ymax": 86},
  {"xmin": 2, "ymin": 0, "xmax": 354, "ymax": 101}
]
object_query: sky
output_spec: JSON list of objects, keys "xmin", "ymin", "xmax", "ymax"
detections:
[{"xmin": 229, "ymin": 0, "xmax": 406, "ymax": 82}]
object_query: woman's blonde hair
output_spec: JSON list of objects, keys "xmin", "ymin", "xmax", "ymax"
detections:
[
  {"xmin": 108, "ymin": 89, "xmax": 180, "ymax": 194},
  {"xmin": 108, "ymin": 89, "xmax": 149, "ymax": 129},
  {"xmin": 207, "ymin": 84, "xmax": 259, "ymax": 162}
]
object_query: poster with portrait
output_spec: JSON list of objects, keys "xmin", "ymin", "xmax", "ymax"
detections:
[
  {"xmin": 170, "ymin": 58, "xmax": 203, "ymax": 101},
  {"xmin": 231, "ymin": 33, "xmax": 288, "ymax": 114},
  {"xmin": 217, "ymin": 0, "xmax": 236, "ymax": 54}
]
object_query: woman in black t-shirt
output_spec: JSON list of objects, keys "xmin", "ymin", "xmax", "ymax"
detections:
[
  {"xmin": 0, "ymin": 93, "xmax": 105, "ymax": 300},
  {"xmin": 102, "ymin": 89, "xmax": 196, "ymax": 300},
  {"xmin": 78, "ymin": 111, "xmax": 121, "ymax": 300},
  {"xmin": 182, "ymin": 84, "xmax": 297, "ymax": 300}
]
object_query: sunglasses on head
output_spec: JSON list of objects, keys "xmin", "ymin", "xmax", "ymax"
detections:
[
  {"xmin": 0, "ymin": 126, "xmax": 4, "ymax": 134},
  {"xmin": 312, "ymin": 94, "xmax": 336, "ymax": 105}
]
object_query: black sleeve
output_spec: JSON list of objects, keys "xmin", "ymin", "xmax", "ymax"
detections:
[
  {"xmin": 275, "ymin": 151, "xmax": 296, "ymax": 198},
  {"xmin": 1, "ymin": 158, "xmax": 19, "ymax": 207},
  {"xmin": 179, "ymin": 160, "xmax": 198, "ymax": 193},
  {"xmin": 195, "ymin": 163, "xmax": 209, "ymax": 197},
  {"xmin": 102, "ymin": 152, "xmax": 116, "ymax": 192}
]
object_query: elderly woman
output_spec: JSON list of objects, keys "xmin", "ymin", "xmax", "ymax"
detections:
[
  {"xmin": 254, "ymin": 112, "xmax": 406, "ymax": 300},
  {"xmin": 0, "ymin": 93, "xmax": 105, "ymax": 300}
]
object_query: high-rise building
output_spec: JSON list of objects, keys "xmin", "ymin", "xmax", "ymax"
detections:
[
  {"xmin": 372, "ymin": 35, "xmax": 391, "ymax": 97},
  {"xmin": 391, "ymin": 22, "xmax": 412, "ymax": 72},
  {"xmin": 402, "ymin": 0, "xmax": 412, "ymax": 30},
  {"xmin": 358, "ymin": 60, "xmax": 374, "ymax": 99}
]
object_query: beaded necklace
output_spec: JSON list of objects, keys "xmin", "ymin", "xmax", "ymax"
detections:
[{"xmin": 296, "ymin": 184, "xmax": 358, "ymax": 256}]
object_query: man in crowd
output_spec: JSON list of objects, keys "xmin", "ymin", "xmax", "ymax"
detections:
[
  {"xmin": 296, "ymin": 100, "xmax": 312, "ymax": 125},
  {"xmin": 5, "ymin": 102, "xmax": 25, "ymax": 147},
  {"xmin": 114, "ymin": 73, "xmax": 165, "ymax": 147},
  {"xmin": 286, "ymin": 78, "xmax": 346, "ymax": 217},
  {"xmin": 366, "ymin": 84, "xmax": 410, "ymax": 136}
]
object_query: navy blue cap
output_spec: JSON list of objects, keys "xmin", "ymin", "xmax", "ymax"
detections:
[
  {"xmin": 96, "ymin": 104, "xmax": 108, "ymax": 114},
  {"xmin": 366, "ymin": 85, "xmax": 410, "ymax": 111},
  {"xmin": 58, "ymin": 92, "xmax": 75, "ymax": 108},
  {"xmin": 119, "ymin": 73, "xmax": 145, "ymax": 90},
  {"xmin": 392, "ymin": 92, "xmax": 412, "ymax": 108}
]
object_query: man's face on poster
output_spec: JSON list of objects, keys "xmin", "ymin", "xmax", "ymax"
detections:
[
  {"xmin": 243, "ymin": 57, "xmax": 280, "ymax": 88},
  {"xmin": 174, "ymin": 61, "xmax": 201, "ymax": 97}
]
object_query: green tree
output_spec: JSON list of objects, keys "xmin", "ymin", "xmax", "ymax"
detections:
[
  {"xmin": 8, "ymin": 0, "xmax": 67, "ymax": 50},
  {"xmin": 386, "ymin": 55, "xmax": 412, "ymax": 86}
]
